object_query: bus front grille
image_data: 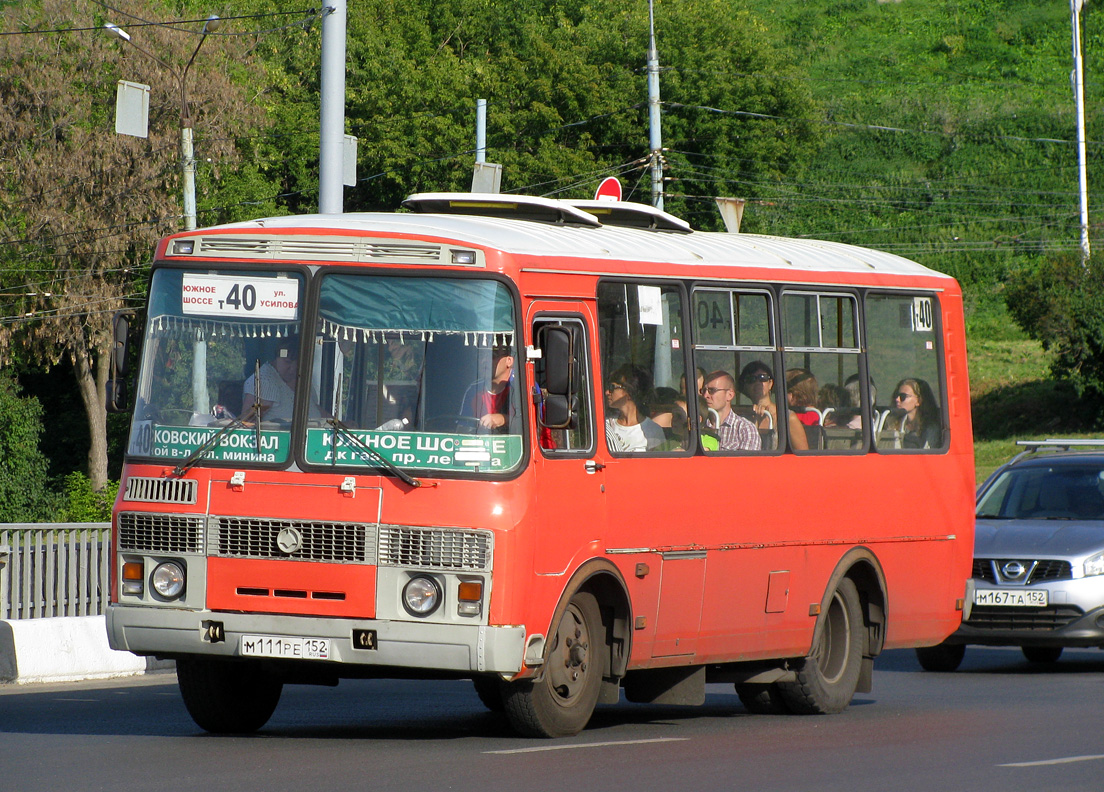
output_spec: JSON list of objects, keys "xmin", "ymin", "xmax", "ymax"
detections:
[
  {"xmin": 209, "ymin": 516, "xmax": 375, "ymax": 563},
  {"xmin": 117, "ymin": 512, "xmax": 205, "ymax": 554},
  {"xmin": 378, "ymin": 525, "xmax": 492, "ymax": 571},
  {"xmin": 122, "ymin": 476, "xmax": 198, "ymax": 505}
]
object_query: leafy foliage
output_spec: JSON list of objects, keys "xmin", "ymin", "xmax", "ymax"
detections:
[
  {"xmin": 0, "ymin": 374, "xmax": 61, "ymax": 522},
  {"xmin": 1005, "ymin": 255, "xmax": 1104, "ymax": 424}
]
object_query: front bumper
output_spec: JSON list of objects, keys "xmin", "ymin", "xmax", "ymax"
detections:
[
  {"xmin": 106, "ymin": 604, "xmax": 526, "ymax": 675},
  {"xmin": 950, "ymin": 604, "xmax": 1104, "ymax": 647}
]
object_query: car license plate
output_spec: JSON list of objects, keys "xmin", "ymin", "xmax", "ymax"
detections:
[
  {"xmin": 974, "ymin": 589, "xmax": 1048, "ymax": 607},
  {"xmin": 240, "ymin": 634, "xmax": 331, "ymax": 660}
]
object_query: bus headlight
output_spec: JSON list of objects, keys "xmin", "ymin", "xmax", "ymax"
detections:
[
  {"xmin": 402, "ymin": 576, "xmax": 441, "ymax": 616},
  {"xmin": 151, "ymin": 561, "xmax": 186, "ymax": 600}
]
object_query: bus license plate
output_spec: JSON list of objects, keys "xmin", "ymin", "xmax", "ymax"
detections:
[
  {"xmin": 974, "ymin": 589, "xmax": 1048, "ymax": 607},
  {"xmin": 240, "ymin": 635, "xmax": 331, "ymax": 660}
]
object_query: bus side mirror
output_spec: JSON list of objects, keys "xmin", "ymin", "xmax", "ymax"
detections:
[
  {"xmin": 536, "ymin": 325, "xmax": 576, "ymax": 430},
  {"xmin": 106, "ymin": 311, "xmax": 133, "ymax": 414},
  {"xmin": 111, "ymin": 311, "xmax": 131, "ymax": 377}
]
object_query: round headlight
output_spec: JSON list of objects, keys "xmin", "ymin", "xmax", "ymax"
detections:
[
  {"xmin": 151, "ymin": 561, "xmax": 186, "ymax": 599},
  {"xmin": 402, "ymin": 576, "xmax": 441, "ymax": 616}
]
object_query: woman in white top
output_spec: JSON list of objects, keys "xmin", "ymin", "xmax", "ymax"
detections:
[{"xmin": 604, "ymin": 364, "xmax": 665, "ymax": 452}]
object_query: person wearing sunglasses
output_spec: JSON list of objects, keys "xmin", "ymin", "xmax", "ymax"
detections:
[
  {"xmin": 738, "ymin": 360, "xmax": 806, "ymax": 451},
  {"xmin": 604, "ymin": 364, "xmax": 666, "ymax": 453},
  {"xmin": 892, "ymin": 378, "xmax": 941, "ymax": 449},
  {"xmin": 701, "ymin": 370, "xmax": 761, "ymax": 451}
]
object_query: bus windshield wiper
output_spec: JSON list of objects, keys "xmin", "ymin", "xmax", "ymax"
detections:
[
  {"xmin": 326, "ymin": 418, "xmax": 429, "ymax": 489},
  {"xmin": 171, "ymin": 408, "xmax": 256, "ymax": 477}
]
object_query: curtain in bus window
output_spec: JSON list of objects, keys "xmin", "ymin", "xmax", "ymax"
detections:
[{"xmin": 318, "ymin": 275, "xmax": 514, "ymax": 345}]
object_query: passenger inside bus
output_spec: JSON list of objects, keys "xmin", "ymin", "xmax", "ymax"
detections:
[
  {"xmin": 604, "ymin": 364, "xmax": 666, "ymax": 452},
  {"xmin": 737, "ymin": 360, "xmax": 799, "ymax": 451},
  {"xmin": 785, "ymin": 368, "xmax": 819, "ymax": 449},
  {"xmin": 701, "ymin": 370, "xmax": 760, "ymax": 451},
  {"xmin": 460, "ymin": 345, "xmax": 516, "ymax": 433},
  {"xmin": 894, "ymin": 377, "xmax": 941, "ymax": 449}
]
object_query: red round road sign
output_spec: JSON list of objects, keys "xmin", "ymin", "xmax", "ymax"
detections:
[{"xmin": 594, "ymin": 177, "xmax": 622, "ymax": 202}]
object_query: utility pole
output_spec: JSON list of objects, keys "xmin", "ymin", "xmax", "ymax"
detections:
[
  {"xmin": 647, "ymin": 0, "xmax": 663, "ymax": 211},
  {"xmin": 105, "ymin": 16, "xmax": 221, "ymax": 232},
  {"xmin": 1072, "ymin": 0, "xmax": 1091, "ymax": 266},
  {"xmin": 319, "ymin": 1, "xmax": 347, "ymax": 214}
]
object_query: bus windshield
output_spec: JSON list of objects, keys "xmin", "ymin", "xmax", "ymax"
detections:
[{"xmin": 125, "ymin": 267, "xmax": 524, "ymax": 475}]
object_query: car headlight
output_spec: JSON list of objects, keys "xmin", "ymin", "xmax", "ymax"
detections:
[
  {"xmin": 151, "ymin": 561, "xmax": 186, "ymax": 599},
  {"xmin": 1085, "ymin": 552, "xmax": 1104, "ymax": 577},
  {"xmin": 402, "ymin": 576, "xmax": 441, "ymax": 616}
]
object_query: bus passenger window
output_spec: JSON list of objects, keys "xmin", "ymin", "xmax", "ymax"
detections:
[
  {"xmin": 597, "ymin": 282, "xmax": 690, "ymax": 454},
  {"xmin": 865, "ymin": 293, "xmax": 946, "ymax": 452},
  {"xmin": 691, "ymin": 287, "xmax": 778, "ymax": 454},
  {"xmin": 781, "ymin": 291, "xmax": 862, "ymax": 453}
]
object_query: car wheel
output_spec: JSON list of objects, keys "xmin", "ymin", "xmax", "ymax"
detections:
[
  {"xmin": 1022, "ymin": 646, "xmax": 1063, "ymax": 664},
  {"xmin": 915, "ymin": 642, "xmax": 965, "ymax": 672}
]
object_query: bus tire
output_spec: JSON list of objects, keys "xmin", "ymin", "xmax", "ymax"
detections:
[
  {"xmin": 915, "ymin": 642, "xmax": 966, "ymax": 672},
  {"xmin": 735, "ymin": 683, "xmax": 790, "ymax": 714},
  {"xmin": 778, "ymin": 577, "xmax": 864, "ymax": 715},
  {"xmin": 472, "ymin": 676, "xmax": 506, "ymax": 712},
  {"xmin": 176, "ymin": 657, "xmax": 283, "ymax": 734},
  {"xmin": 1022, "ymin": 645, "xmax": 1062, "ymax": 664},
  {"xmin": 502, "ymin": 591, "xmax": 603, "ymax": 737}
]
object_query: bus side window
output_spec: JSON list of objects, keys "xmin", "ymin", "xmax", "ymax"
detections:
[
  {"xmin": 533, "ymin": 319, "xmax": 593, "ymax": 453},
  {"xmin": 597, "ymin": 282, "xmax": 690, "ymax": 454},
  {"xmin": 780, "ymin": 291, "xmax": 863, "ymax": 454},
  {"xmin": 866, "ymin": 293, "xmax": 946, "ymax": 452}
]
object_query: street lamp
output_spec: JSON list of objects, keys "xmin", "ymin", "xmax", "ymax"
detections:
[
  {"xmin": 105, "ymin": 15, "xmax": 222, "ymax": 232},
  {"xmin": 1071, "ymin": 0, "xmax": 1091, "ymax": 267}
]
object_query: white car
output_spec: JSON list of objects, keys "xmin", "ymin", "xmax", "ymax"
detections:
[{"xmin": 917, "ymin": 440, "xmax": 1104, "ymax": 671}]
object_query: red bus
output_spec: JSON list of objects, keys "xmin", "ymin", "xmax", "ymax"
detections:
[{"xmin": 107, "ymin": 193, "xmax": 975, "ymax": 737}]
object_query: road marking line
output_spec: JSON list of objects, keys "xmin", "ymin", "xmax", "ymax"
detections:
[
  {"xmin": 999, "ymin": 754, "xmax": 1104, "ymax": 768},
  {"xmin": 486, "ymin": 737, "xmax": 689, "ymax": 755}
]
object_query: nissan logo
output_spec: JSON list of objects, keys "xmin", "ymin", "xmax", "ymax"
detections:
[
  {"xmin": 276, "ymin": 526, "xmax": 303, "ymax": 555},
  {"xmin": 1001, "ymin": 561, "xmax": 1026, "ymax": 580}
]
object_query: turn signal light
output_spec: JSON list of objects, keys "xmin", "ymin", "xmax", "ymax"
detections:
[
  {"xmin": 457, "ymin": 581, "xmax": 482, "ymax": 602},
  {"xmin": 122, "ymin": 561, "xmax": 143, "ymax": 595}
]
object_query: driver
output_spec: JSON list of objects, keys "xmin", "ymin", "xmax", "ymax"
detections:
[{"xmin": 461, "ymin": 345, "xmax": 515, "ymax": 432}]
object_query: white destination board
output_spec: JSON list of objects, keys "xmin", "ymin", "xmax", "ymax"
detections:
[{"xmin": 181, "ymin": 273, "xmax": 299, "ymax": 320}]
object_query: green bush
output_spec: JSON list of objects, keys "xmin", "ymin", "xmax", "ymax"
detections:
[
  {"xmin": 58, "ymin": 472, "xmax": 118, "ymax": 523},
  {"xmin": 1005, "ymin": 255, "xmax": 1104, "ymax": 424},
  {"xmin": 0, "ymin": 375, "xmax": 61, "ymax": 522}
]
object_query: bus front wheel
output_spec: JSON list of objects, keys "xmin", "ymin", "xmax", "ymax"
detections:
[
  {"xmin": 176, "ymin": 657, "xmax": 283, "ymax": 734},
  {"xmin": 778, "ymin": 577, "xmax": 864, "ymax": 714},
  {"xmin": 502, "ymin": 591, "xmax": 603, "ymax": 737}
]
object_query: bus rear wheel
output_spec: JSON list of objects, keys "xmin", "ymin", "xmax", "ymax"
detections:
[
  {"xmin": 778, "ymin": 577, "xmax": 864, "ymax": 714},
  {"xmin": 502, "ymin": 591, "xmax": 603, "ymax": 737},
  {"xmin": 176, "ymin": 657, "xmax": 283, "ymax": 734}
]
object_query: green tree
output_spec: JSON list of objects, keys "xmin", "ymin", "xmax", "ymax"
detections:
[
  {"xmin": 0, "ymin": 374, "xmax": 60, "ymax": 522},
  {"xmin": 0, "ymin": 0, "xmax": 276, "ymax": 490}
]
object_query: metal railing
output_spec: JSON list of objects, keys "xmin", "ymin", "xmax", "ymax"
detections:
[{"xmin": 0, "ymin": 524, "xmax": 111, "ymax": 620}]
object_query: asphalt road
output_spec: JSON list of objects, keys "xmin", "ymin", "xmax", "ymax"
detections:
[{"xmin": 3, "ymin": 646, "xmax": 1104, "ymax": 792}]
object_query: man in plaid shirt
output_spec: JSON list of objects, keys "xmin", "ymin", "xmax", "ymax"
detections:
[{"xmin": 702, "ymin": 371, "xmax": 761, "ymax": 451}]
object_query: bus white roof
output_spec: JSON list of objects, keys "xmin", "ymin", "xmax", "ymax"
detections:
[{"xmin": 177, "ymin": 203, "xmax": 949, "ymax": 280}]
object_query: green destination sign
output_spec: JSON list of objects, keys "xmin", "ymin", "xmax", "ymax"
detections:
[
  {"xmin": 149, "ymin": 425, "xmax": 291, "ymax": 464},
  {"xmin": 305, "ymin": 428, "xmax": 522, "ymax": 472}
]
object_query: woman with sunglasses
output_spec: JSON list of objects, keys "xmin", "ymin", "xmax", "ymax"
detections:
[
  {"xmin": 893, "ymin": 378, "xmax": 941, "ymax": 449},
  {"xmin": 738, "ymin": 360, "xmax": 808, "ymax": 451},
  {"xmin": 604, "ymin": 364, "xmax": 666, "ymax": 453}
]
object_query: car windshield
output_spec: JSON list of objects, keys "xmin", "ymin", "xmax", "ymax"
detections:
[{"xmin": 976, "ymin": 463, "xmax": 1104, "ymax": 520}]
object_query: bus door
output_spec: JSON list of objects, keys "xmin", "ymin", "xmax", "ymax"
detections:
[{"xmin": 528, "ymin": 306, "xmax": 606, "ymax": 577}]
